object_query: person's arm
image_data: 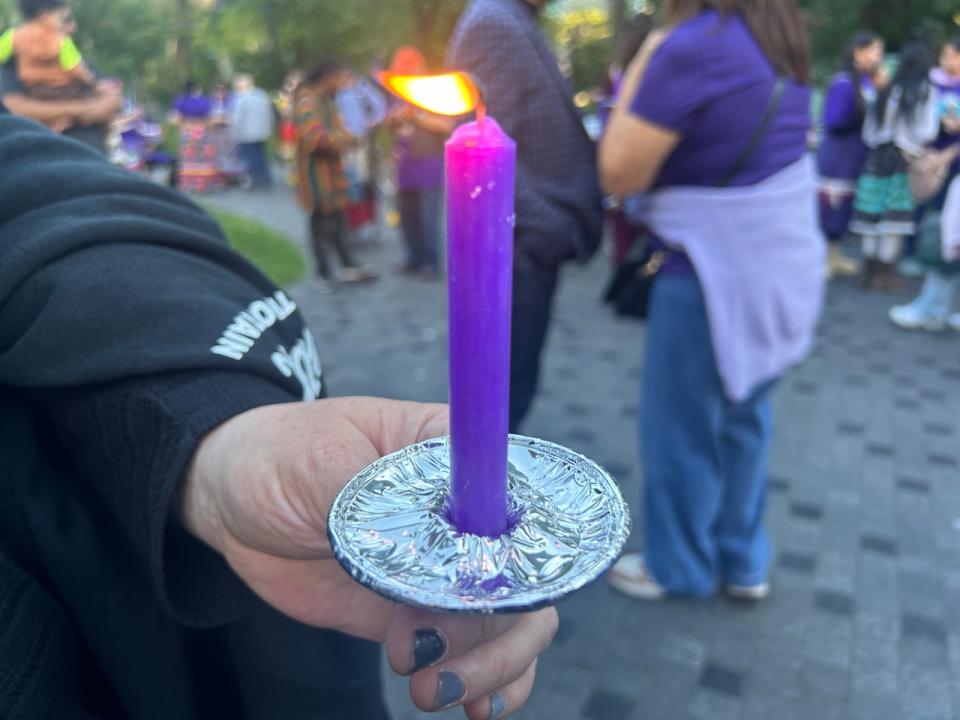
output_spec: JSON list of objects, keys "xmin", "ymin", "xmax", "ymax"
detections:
[
  {"xmin": 294, "ymin": 91, "xmax": 351, "ymax": 153},
  {"xmin": 0, "ymin": 113, "xmax": 555, "ymax": 719},
  {"xmin": 60, "ymin": 36, "xmax": 95, "ymax": 86},
  {"xmin": 917, "ymin": 88, "xmax": 943, "ymax": 146},
  {"xmin": 0, "ymin": 111, "xmax": 299, "ymax": 623},
  {"xmin": 822, "ymin": 77, "xmax": 861, "ymax": 133},
  {"xmin": 943, "ymin": 176, "xmax": 960, "ymax": 261},
  {"xmin": 599, "ymin": 30, "xmax": 681, "ymax": 195}
]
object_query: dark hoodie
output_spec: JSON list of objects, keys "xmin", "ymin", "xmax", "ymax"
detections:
[{"xmin": 0, "ymin": 109, "xmax": 387, "ymax": 719}]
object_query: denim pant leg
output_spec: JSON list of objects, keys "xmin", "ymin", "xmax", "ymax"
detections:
[
  {"xmin": 419, "ymin": 186, "xmax": 443, "ymax": 271},
  {"xmin": 715, "ymin": 381, "xmax": 775, "ymax": 587},
  {"xmin": 641, "ymin": 274, "xmax": 726, "ymax": 596},
  {"xmin": 251, "ymin": 142, "xmax": 272, "ymax": 187},
  {"xmin": 399, "ymin": 190, "xmax": 425, "ymax": 269},
  {"xmin": 509, "ymin": 251, "xmax": 559, "ymax": 433}
]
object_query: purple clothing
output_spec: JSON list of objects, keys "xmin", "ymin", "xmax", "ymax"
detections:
[
  {"xmin": 173, "ymin": 94, "xmax": 213, "ymax": 120},
  {"xmin": 931, "ymin": 68, "xmax": 960, "ymax": 150},
  {"xmin": 816, "ymin": 73, "xmax": 872, "ymax": 183},
  {"xmin": 816, "ymin": 73, "xmax": 873, "ymax": 240},
  {"xmin": 395, "ymin": 127, "xmax": 444, "ymax": 191},
  {"xmin": 630, "ymin": 9, "xmax": 810, "ymax": 272},
  {"xmin": 630, "ymin": 10, "xmax": 811, "ymax": 190},
  {"xmin": 645, "ymin": 158, "xmax": 825, "ymax": 401}
]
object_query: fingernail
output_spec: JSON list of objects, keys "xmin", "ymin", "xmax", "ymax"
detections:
[
  {"xmin": 434, "ymin": 670, "xmax": 466, "ymax": 710},
  {"xmin": 412, "ymin": 628, "xmax": 447, "ymax": 673},
  {"xmin": 489, "ymin": 691, "xmax": 507, "ymax": 719}
]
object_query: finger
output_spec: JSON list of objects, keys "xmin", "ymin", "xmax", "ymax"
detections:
[
  {"xmin": 385, "ymin": 607, "xmax": 516, "ymax": 676},
  {"xmin": 405, "ymin": 608, "xmax": 557, "ymax": 712},
  {"xmin": 463, "ymin": 660, "xmax": 537, "ymax": 720}
]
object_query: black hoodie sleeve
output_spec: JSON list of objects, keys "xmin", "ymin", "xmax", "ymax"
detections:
[{"xmin": 0, "ymin": 112, "xmax": 325, "ymax": 626}]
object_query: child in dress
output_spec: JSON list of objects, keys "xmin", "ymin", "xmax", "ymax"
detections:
[
  {"xmin": 0, "ymin": 0, "xmax": 97, "ymax": 106},
  {"xmin": 851, "ymin": 39, "xmax": 940, "ymax": 290}
]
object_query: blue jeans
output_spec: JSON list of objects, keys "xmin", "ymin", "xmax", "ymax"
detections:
[
  {"xmin": 641, "ymin": 274, "xmax": 774, "ymax": 596},
  {"xmin": 239, "ymin": 142, "xmax": 272, "ymax": 188},
  {"xmin": 399, "ymin": 188, "xmax": 442, "ymax": 271}
]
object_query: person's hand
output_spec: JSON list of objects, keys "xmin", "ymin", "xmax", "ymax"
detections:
[
  {"xmin": 182, "ymin": 397, "xmax": 558, "ymax": 718},
  {"xmin": 873, "ymin": 65, "xmax": 890, "ymax": 90},
  {"xmin": 943, "ymin": 113, "xmax": 960, "ymax": 135}
]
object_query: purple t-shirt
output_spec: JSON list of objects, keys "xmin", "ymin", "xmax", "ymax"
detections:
[
  {"xmin": 396, "ymin": 127, "xmax": 444, "ymax": 192},
  {"xmin": 173, "ymin": 94, "xmax": 213, "ymax": 120},
  {"xmin": 630, "ymin": 10, "xmax": 811, "ymax": 189}
]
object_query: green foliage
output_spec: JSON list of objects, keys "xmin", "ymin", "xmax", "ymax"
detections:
[
  {"xmin": 207, "ymin": 207, "xmax": 307, "ymax": 287},
  {"xmin": 2, "ymin": 0, "xmax": 957, "ymax": 106},
  {"xmin": 799, "ymin": 0, "xmax": 957, "ymax": 78}
]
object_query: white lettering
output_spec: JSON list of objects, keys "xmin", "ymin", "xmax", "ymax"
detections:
[
  {"xmin": 271, "ymin": 328, "xmax": 323, "ymax": 400},
  {"xmin": 210, "ymin": 293, "xmax": 301, "ymax": 362},
  {"xmin": 273, "ymin": 290, "xmax": 297, "ymax": 320},
  {"xmin": 249, "ymin": 300, "xmax": 277, "ymax": 329},
  {"xmin": 226, "ymin": 315, "xmax": 262, "ymax": 340},
  {"xmin": 222, "ymin": 330, "xmax": 255, "ymax": 349}
]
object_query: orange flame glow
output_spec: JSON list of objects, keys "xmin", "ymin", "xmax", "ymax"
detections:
[{"xmin": 377, "ymin": 72, "xmax": 480, "ymax": 116}]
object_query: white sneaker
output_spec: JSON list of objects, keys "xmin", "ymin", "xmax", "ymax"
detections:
[
  {"xmin": 889, "ymin": 304, "xmax": 946, "ymax": 332},
  {"xmin": 607, "ymin": 553, "xmax": 666, "ymax": 600},
  {"xmin": 725, "ymin": 582, "xmax": 771, "ymax": 600},
  {"xmin": 950, "ymin": 313, "xmax": 960, "ymax": 332}
]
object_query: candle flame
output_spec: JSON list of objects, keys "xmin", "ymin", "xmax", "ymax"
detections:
[{"xmin": 377, "ymin": 71, "xmax": 480, "ymax": 116}]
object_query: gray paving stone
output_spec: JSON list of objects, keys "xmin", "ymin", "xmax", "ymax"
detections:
[
  {"xmin": 688, "ymin": 688, "xmax": 741, "ymax": 720},
  {"xmin": 901, "ymin": 661, "xmax": 955, "ymax": 720},
  {"xmin": 582, "ymin": 687, "xmax": 637, "ymax": 719}
]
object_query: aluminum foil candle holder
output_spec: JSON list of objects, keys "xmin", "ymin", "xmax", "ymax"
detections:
[{"xmin": 327, "ymin": 435, "xmax": 631, "ymax": 614}]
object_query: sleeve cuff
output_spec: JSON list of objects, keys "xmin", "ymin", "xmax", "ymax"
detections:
[{"xmin": 148, "ymin": 371, "xmax": 299, "ymax": 627}]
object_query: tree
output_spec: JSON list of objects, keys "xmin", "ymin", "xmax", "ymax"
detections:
[{"xmin": 800, "ymin": 0, "xmax": 956, "ymax": 75}]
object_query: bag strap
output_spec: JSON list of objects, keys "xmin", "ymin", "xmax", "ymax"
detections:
[{"xmin": 718, "ymin": 76, "xmax": 788, "ymax": 188}]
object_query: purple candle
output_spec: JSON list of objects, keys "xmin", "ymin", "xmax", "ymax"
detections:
[{"xmin": 446, "ymin": 117, "xmax": 517, "ymax": 537}]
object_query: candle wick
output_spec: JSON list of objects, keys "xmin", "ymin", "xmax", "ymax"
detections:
[{"xmin": 477, "ymin": 101, "xmax": 486, "ymax": 128}]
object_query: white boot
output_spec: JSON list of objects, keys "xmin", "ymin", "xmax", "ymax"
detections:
[{"xmin": 889, "ymin": 272, "xmax": 954, "ymax": 332}]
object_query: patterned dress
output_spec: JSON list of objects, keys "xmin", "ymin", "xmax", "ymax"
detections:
[{"xmin": 173, "ymin": 94, "xmax": 224, "ymax": 194}]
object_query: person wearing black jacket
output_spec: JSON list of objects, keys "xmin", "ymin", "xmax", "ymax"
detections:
[{"xmin": 0, "ymin": 108, "xmax": 555, "ymax": 720}]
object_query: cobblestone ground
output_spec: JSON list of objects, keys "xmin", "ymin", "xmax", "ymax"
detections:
[{"xmin": 209, "ymin": 187, "xmax": 960, "ymax": 720}]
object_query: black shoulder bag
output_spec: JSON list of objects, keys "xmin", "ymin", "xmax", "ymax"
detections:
[{"xmin": 603, "ymin": 77, "xmax": 788, "ymax": 321}]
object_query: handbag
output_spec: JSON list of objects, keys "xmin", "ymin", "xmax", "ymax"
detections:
[
  {"xmin": 907, "ymin": 145, "xmax": 960, "ymax": 205},
  {"xmin": 603, "ymin": 77, "xmax": 788, "ymax": 321}
]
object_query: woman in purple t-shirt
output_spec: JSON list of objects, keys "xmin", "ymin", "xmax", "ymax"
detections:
[{"xmin": 600, "ymin": 0, "xmax": 819, "ymax": 601}]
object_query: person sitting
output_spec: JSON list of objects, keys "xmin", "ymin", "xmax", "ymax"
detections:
[
  {"xmin": 0, "ymin": 0, "xmax": 96, "ymax": 104},
  {"xmin": 0, "ymin": 0, "xmax": 119, "ymax": 144}
]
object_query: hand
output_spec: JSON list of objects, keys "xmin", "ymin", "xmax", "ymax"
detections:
[
  {"xmin": 873, "ymin": 65, "xmax": 890, "ymax": 90},
  {"xmin": 183, "ymin": 397, "xmax": 558, "ymax": 718},
  {"xmin": 943, "ymin": 114, "xmax": 960, "ymax": 135}
]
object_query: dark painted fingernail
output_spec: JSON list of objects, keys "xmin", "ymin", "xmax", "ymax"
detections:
[
  {"xmin": 412, "ymin": 628, "xmax": 447, "ymax": 673},
  {"xmin": 489, "ymin": 691, "xmax": 507, "ymax": 719},
  {"xmin": 434, "ymin": 670, "xmax": 466, "ymax": 710}
]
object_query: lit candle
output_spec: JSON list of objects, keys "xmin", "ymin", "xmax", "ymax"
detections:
[
  {"xmin": 377, "ymin": 71, "xmax": 516, "ymax": 537},
  {"xmin": 445, "ymin": 115, "xmax": 516, "ymax": 537}
]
